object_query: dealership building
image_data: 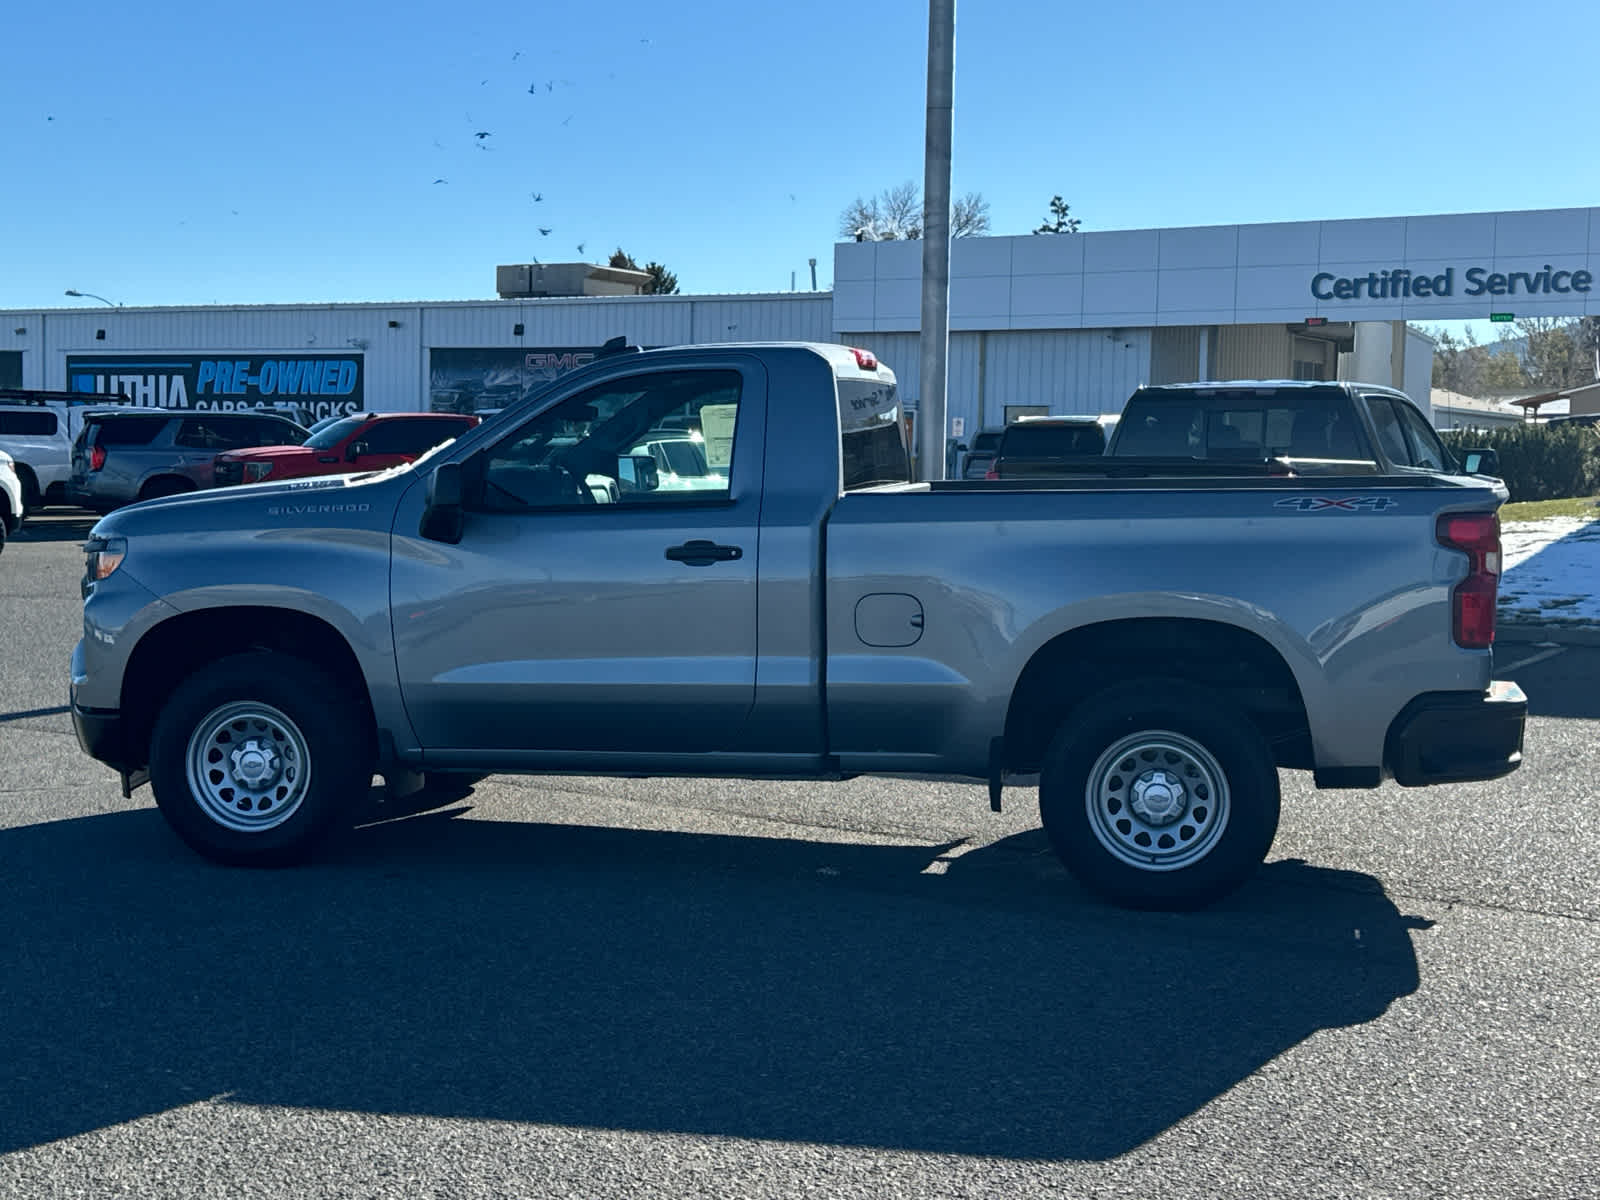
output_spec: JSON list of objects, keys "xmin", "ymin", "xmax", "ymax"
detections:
[{"xmin": 3, "ymin": 205, "xmax": 1595, "ymax": 444}]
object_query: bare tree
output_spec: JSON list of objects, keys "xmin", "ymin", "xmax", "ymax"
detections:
[
  {"xmin": 880, "ymin": 181, "xmax": 922, "ymax": 239},
  {"xmin": 952, "ymin": 191, "xmax": 990, "ymax": 237},
  {"xmin": 839, "ymin": 196, "xmax": 883, "ymax": 242},
  {"xmin": 839, "ymin": 182, "xmax": 990, "ymax": 241}
]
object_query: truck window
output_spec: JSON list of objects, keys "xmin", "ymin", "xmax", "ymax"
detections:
[
  {"xmin": 1391, "ymin": 399, "xmax": 1452, "ymax": 471},
  {"xmin": 838, "ymin": 378, "xmax": 910, "ymax": 490},
  {"xmin": 1364, "ymin": 398, "xmax": 1414, "ymax": 466},
  {"xmin": 1115, "ymin": 388, "xmax": 1366, "ymax": 459},
  {"xmin": 476, "ymin": 370, "xmax": 741, "ymax": 510},
  {"xmin": 999, "ymin": 423, "xmax": 1105, "ymax": 457}
]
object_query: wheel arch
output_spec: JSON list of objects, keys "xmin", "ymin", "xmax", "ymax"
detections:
[
  {"xmin": 1003, "ymin": 617, "xmax": 1312, "ymax": 773},
  {"xmin": 138, "ymin": 473, "xmax": 198, "ymax": 500},
  {"xmin": 119, "ymin": 606, "xmax": 378, "ymax": 772}
]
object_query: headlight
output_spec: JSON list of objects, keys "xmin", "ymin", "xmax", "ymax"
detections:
[
  {"xmin": 244, "ymin": 462, "xmax": 274, "ymax": 482},
  {"xmin": 84, "ymin": 535, "xmax": 127, "ymax": 584}
]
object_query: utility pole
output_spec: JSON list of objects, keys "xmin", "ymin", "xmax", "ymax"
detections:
[{"xmin": 917, "ymin": 0, "xmax": 955, "ymax": 482}]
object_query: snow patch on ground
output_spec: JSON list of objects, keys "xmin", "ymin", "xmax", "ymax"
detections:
[{"xmin": 1499, "ymin": 514, "xmax": 1600, "ymax": 628}]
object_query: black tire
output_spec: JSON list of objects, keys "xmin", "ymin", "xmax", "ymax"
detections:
[
  {"xmin": 139, "ymin": 477, "xmax": 194, "ymax": 502},
  {"xmin": 149, "ymin": 651, "xmax": 374, "ymax": 866},
  {"xmin": 1038, "ymin": 678, "xmax": 1280, "ymax": 911}
]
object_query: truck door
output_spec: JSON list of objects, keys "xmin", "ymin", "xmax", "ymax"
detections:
[{"xmin": 390, "ymin": 362, "xmax": 764, "ymax": 754}]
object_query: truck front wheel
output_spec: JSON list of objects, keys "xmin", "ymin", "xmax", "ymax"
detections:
[
  {"xmin": 149, "ymin": 651, "xmax": 373, "ymax": 866},
  {"xmin": 1038, "ymin": 679, "xmax": 1280, "ymax": 910}
]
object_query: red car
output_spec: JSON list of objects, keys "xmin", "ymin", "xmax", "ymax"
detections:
[{"xmin": 214, "ymin": 412, "xmax": 480, "ymax": 486}]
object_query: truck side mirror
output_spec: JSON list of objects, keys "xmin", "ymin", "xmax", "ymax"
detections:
[
  {"xmin": 346, "ymin": 440, "xmax": 369, "ymax": 462},
  {"xmin": 420, "ymin": 461, "xmax": 464, "ymax": 543},
  {"xmin": 1462, "ymin": 448, "xmax": 1499, "ymax": 476},
  {"xmin": 616, "ymin": 454, "xmax": 659, "ymax": 492}
]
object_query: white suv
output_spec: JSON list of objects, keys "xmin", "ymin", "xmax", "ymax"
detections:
[
  {"xmin": 0, "ymin": 449, "xmax": 23, "ymax": 552},
  {"xmin": 0, "ymin": 390, "xmax": 131, "ymax": 510}
]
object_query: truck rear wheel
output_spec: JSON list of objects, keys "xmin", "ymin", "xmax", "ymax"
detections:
[
  {"xmin": 1038, "ymin": 679, "xmax": 1280, "ymax": 910},
  {"xmin": 149, "ymin": 651, "xmax": 373, "ymax": 866}
]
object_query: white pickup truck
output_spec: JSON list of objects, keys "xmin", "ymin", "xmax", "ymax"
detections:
[{"xmin": 70, "ymin": 343, "xmax": 1526, "ymax": 910}]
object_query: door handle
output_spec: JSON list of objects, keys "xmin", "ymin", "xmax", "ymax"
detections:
[{"xmin": 665, "ymin": 540, "xmax": 742, "ymax": 566}]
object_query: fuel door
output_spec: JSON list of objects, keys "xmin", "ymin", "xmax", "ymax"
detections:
[{"xmin": 854, "ymin": 593, "xmax": 924, "ymax": 648}]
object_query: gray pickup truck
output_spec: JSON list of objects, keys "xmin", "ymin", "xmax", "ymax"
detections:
[{"xmin": 70, "ymin": 342, "xmax": 1527, "ymax": 909}]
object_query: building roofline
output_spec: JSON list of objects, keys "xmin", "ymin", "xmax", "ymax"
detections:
[{"xmin": 6, "ymin": 290, "xmax": 832, "ymax": 318}]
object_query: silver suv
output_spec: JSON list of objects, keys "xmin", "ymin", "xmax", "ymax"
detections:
[{"xmin": 68, "ymin": 410, "xmax": 310, "ymax": 512}]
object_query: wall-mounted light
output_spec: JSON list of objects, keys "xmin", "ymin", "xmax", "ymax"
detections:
[
  {"xmin": 513, "ymin": 323, "xmax": 525, "ymax": 336},
  {"xmin": 346, "ymin": 337, "xmax": 369, "ymax": 350},
  {"xmin": 12, "ymin": 327, "xmax": 24, "ymax": 335},
  {"xmin": 95, "ymin": 329, "xmax": 106, "ymax": 340},
  {"xmin": 387, "ymin": 320, "xmax": 401, "ymax": 328}
]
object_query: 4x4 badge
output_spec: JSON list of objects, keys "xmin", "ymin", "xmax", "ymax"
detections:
[{"xmin": 1275, "ymin": 496, "xmax": 1398, "ymax": 512}]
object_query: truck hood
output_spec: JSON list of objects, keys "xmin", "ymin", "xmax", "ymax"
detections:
[
  {"xmin": 90, "ymin": 470, "xmax": 403, "ymax": 538},
  {"xmin": 216, "ymin": 445, "xmax": 324, "ymax": 464}
]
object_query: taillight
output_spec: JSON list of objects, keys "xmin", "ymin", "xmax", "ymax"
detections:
[
  {"xmin": 89, "ymin": 444, "xmax": 106, "ymax": 472},
  {"xmin": 849, "ymin": 347, "xmax": 878, "ymax": 371},
  {"xmin": 1437, "ymin": 512, "xmax": 1501, "ymax": 649}
]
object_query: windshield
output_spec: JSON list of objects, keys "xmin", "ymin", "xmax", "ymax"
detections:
[{"xmin": 302, "ymin": 416, "xmax": 366, "ymax": 450}]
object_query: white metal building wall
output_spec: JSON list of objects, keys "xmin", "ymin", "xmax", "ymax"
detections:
[
  {"xmin": 841, "ymin": 328, "xmax": 1153, "ymax": 437},
  {"xmin": 979, "ymin": 329, "xmax": 1153, "ymax": 419},
  {"xmin": 3, "ymin": 295, "xmax": 834, "ymax": 410}
]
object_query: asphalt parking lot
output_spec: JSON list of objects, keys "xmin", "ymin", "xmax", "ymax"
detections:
[{"xmin": 1, "ymin": 512, "xmax": 1596, "ymax": 1199}]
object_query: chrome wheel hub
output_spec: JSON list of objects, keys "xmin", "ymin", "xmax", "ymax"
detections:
[{"xmin": 1085, "ymin": 729, "xmax": 1231, "ymax": 872}]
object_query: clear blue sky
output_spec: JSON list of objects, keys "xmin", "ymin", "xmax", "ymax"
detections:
[{"xmin": 2, "ymin": 0, "xmax": 1594, "ymax": 315}]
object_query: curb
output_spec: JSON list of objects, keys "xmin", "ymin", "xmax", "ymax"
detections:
[{"xmin": 1497, "ymin": 622, "xmax": 1600, "ymax": 647}]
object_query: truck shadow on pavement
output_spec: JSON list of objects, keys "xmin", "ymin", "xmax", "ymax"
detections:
[{"xmin": 0, "ymin": 803, "xmax": 1425, "ymax": 1161}]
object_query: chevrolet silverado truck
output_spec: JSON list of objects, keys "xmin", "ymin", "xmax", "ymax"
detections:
[{"xmin": 70, "ymin": 341, "xmax": 1527, "ymax": 910}]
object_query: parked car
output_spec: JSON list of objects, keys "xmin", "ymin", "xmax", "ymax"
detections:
[
  {"xmin": 68, "ymin": 410, "xmax": 311, "ymax": 512},
  {"xmin": 0, "ymin": 449, "xmax": 23, "ymax": 552},
  {"xmin": 959, "ymin": 428, "xmax": 1003, "ymax": 479},
  {"xmin": 1104, "ymin": 381, "xmax": 1477, "ymax": 478},
  {"xmin": 984, "ymin": 416, "xmax": 1108, "ymax": 478},
  {"xmin": 72, "ymin": 342, "xmax": 1525, "ymax": 912},
  {"xmin": 0, "ymin": 388, "xmax": 133, "ymax": 510},
  {"xmin": 212, "ymin": 412, "xmax": 480, "ymax": 486},
  {"xmin": 1543, "ymin": 413, "xmax": 1600, "ymax": 429}
]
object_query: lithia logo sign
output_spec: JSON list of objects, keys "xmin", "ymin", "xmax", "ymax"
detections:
[
  {"xmin": 66, "ymin": 354, "xmax": 364, "ymax": 420},
  {"xmin": 1311, "ymin": 265, "xmax": 1594, "ymax": 301}
]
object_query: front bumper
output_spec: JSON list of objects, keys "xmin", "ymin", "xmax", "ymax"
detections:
[
  {"xmin": 1385, "ymin": 680, "xmax": 1527, "ymax": 786},
  {"xmin": 71, "ymin": 690, "xmax": 128, "ymax": 771},
  {"xmin": 71, "ymin": 693, "xmax": 149, "ymax": 796}
]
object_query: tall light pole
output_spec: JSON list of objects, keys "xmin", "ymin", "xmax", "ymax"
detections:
[
  {"xmin": 64, "ymin": 289, "xmax": 120, "ymax": 307},
  {"xmin": 917, "ymin": 0, "xmax": 955, "ymax": 481}
]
